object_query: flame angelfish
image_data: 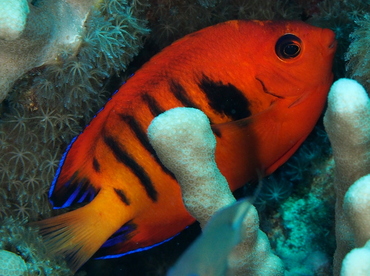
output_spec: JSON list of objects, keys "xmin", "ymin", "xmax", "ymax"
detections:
[{"xmin": 34, "ymin": 20, "xmax": 336, "ymax": 272}]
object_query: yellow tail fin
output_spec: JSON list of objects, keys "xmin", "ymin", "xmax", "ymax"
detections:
[{"xmin": 32, "ymin": 189, "xmax": 133, "ymax": 273}]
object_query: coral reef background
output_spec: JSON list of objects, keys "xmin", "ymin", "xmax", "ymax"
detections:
[{"xmin": 1, "ymin": 0, "xmax": 370, "ymax": 275}]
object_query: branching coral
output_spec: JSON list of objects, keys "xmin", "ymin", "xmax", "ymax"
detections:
[
  {"xmin": 0, "ymin": 0, "xmax": 95, "ymax": 102},
  {"xmin": 148, "ymin": 107, "xmax": 285, "ymax": 275},
  {"xmin": 147, "ymin": 77, "xmax": 370, "ymax": 275},
  {"xmin": 0, "ymin": 0, "xmax": 29, "ymax": 41},
  {"xmin": 31, "ymin": 1, "xmax": 149, "ymax": 115},
  {"xmin": 0, "ymin": 249, "xmax": 27, "ymax": 276},
  {"xmin": 323, "ymin": 78, "xmax": 370, "ymax": 275},
  {"xmin": 168, "ymin": 199, "xmax": 252, "ymax": 276}
]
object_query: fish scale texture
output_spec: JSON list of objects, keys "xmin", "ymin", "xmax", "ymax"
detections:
[
  {"xmin": 0, "ymin": 250, "xmax": 27, "ymax": 276},
  {"xmin": 0, "ymin": 0, "xmax": 29, "ymax": 40}
]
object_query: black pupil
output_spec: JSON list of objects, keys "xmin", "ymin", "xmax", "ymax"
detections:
[
  {"xmin": 275, "ymin": 34, "xmax": 301, "ymax": 60},
  {"xmin": 284, "ymin": 44, "xmax": 299, "ymax": 56}
]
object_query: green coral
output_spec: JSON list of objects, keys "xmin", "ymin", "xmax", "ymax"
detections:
[
  {"xmin": 0, "ymin": 1, "xmax": 148, "ymax": 273},
  {"xmin": 31, "ymin": 0, "xmax": 149, "ymax": 115},
  {"xmin": 0, "ymin": 0, "xmax": 149, "ymax": 223},
  {"xmin": 0, "ymin": 218, "xmax": 71, "ymax": 275},
  {"xmin": 307, "ymin": 0, "xmax": 370, "ymax": 79},
  {"xmin": 346, "ymin": 13, "xmax": 370, "ymax": 91},
  {"xmin": 147, "ymin": 0, "xmax": 300, "ymax": 48}
]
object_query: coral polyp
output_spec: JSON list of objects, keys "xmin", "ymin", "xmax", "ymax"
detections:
[{"xmin": 257, "ymin": 177, "xmax": 293, "ymax": 207}]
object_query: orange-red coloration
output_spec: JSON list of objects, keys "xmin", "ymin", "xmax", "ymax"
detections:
[{"xmin": 33, "ymin": 20, "xmax": 336, "ymax": 272}]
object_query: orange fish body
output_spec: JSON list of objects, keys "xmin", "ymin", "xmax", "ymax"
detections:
[{"xmin": 35, "ymin": 20, "xmax": 336, "ymax": 272}]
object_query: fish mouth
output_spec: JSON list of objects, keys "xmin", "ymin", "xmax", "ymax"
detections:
[
  {"xmin": 321, "ymin": 28, "xmax": 337, "ymax": 53},
  {"xmin": 329, "ymin": 39, "xmax": 337, "ymax": 50}
]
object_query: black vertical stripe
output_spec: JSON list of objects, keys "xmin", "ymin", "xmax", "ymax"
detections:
[
  {"xmin": 92, "ymin": 157, "xmax": 101, "ymax": 172},
  {"xmin": 198, "ymin": 76, "xmax": 251, "ymax": 120},
  {"xmin": 118, "ymin": 114, "xmax": 155, "ymax": 156},
  {"xmin": 168, "ymin": 79, "xmax": 215, "ymax": 125},
  {"xmin": 103, "ymin": 135, "xmax": 158, "ymax": 201},
  {"xmin": 169, "ymin": 80, "xmax": 199, "ymax": 108},
  {"xmin": 118, "ymin": 114, "xmax": 175, "ymax": 179},
  {"xmin": 114, "ymin": 188, "xmax": 130, "ymax": 205},
  {"xmin": 141, "ymin": 93, "xmax": 165, "ymax": 117}
]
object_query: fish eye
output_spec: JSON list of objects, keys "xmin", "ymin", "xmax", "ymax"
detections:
[{"xmin": 275, "ymin": 34, "xmax": 302, "ymax": 60}]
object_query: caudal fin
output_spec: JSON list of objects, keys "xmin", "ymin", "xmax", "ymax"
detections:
[
  {"xmin": 32, "ymin": 190, "xmax": 134, "ymax": 272},
  {"xmin": 35, "ymin": 209, "xmax": 99, "ymax": 272}
]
